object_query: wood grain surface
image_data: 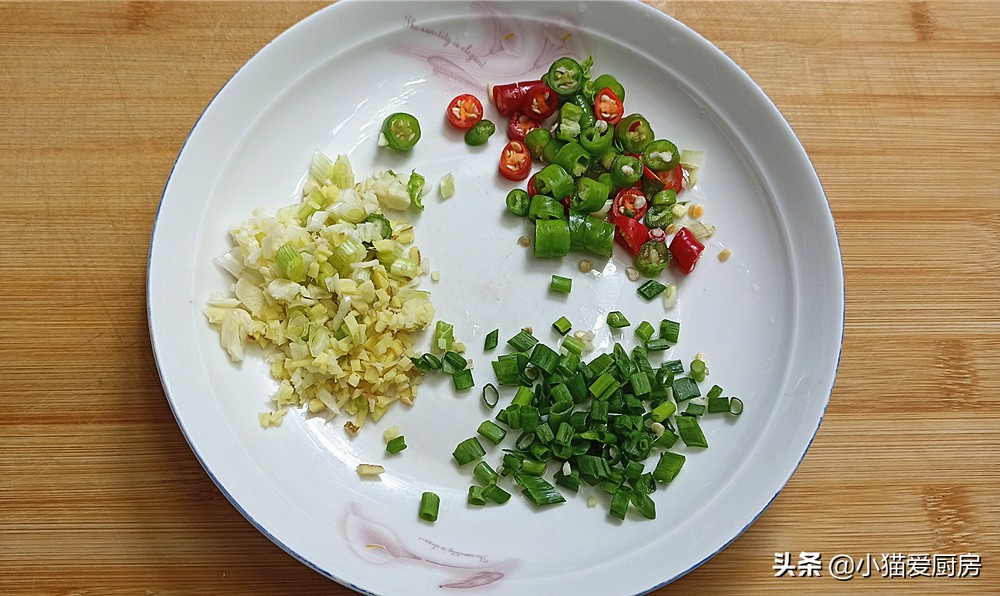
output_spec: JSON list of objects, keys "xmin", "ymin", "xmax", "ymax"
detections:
[{"xmin": 2, "ymin": 1, "xmax": 998, "ymax": 594}]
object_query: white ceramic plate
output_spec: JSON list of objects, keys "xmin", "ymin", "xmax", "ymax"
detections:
[{"xmin": 148, "ymin": 1, "xmax": 843, "ymax": 594}]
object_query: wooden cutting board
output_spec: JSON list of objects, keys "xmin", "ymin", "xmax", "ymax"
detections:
[{"xmin": 1, "ymin": 1, "xmax": 998, "ymax": 594}]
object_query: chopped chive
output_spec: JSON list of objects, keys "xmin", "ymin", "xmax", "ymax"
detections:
[
  {"xmin": 529, "ymin": 343, "xmax": 560, "ymax": 375},
  {"xmin": 588, "ymin": 372, "xmax": 621, "ymax": 400},
  {"xmin": 554, "ymin": 467, "xmax": 581, "ymax": 492},
  {"xmin": 385, "ymin": 435, "xmax": 407, "ymax": 454},
  {"xmin": 492, "ymin": 354, "xmax": 521, "ymax": 386},
  {"xmin": 482, "ymin": 483, "xmax": 511, "ymax": 504},
  {"xmin": 588, "ymin": 353, "xmax": 614, "ymax": 374},
  {"xmin": 534, "ymin": 421, "xmax": 555, "ymax": 444},
  {"xmin": 511, "ymin": 386, "xmax": 534, "ymax": 407},
  {"xmin": 649, "ymin": 399, "xmax": 676, "ymax": 422},
  {"xmin": 637, "ymin": 279, "xmax": 667, "ymax": 301},
  {"xmin": 652, "ymin": 451, "xmax": 685, "ymax": 483},
  {"xmin": 514, "ymin": 431, "xmax": 534, "ymax": 450},
  {"xmin": 635, "ymin": 321, "xmax": 655, "ymax": 344},
  {"xmin": 482, "ymin": 383, "xmax": 500, "ymax": 408},
  {"xmin": 682, "ymin": 403, "xmax": 706, "ymax": 417},
  {"xmin": 552, "ymin": 316, "xmax": 572, "ymax": 335},
  {"xmin": 629, "ymin": 371, "xmax": 652, "ymax": 397},
  {"xmin": 515, "ymin": 474, "xmax": 565, "ymax": 506},
  {"xmin": 609, "ymin": 488, "xmax": 630, "ymax": 520},
  {"xmin": 645, "ymin": 338, "xmax": 670, "ymax": 352},
  {"xmin": 707, "ymin": 384, "xmax": 724, "ymax": 399},
  {"xmin": 508, "ymin": 330, "xmax": 539, "ymax": 352},
  {"xmin": 707, "ymin": 396, "xmax": 730, "ymax": 413},
  {"xmin": 630, "ymin": 490, "xmax": 656, "ymax": 519},
  {"xmin": 477, "ymin": 420, "xmax": 507, "ymax": 445},
  {"xmin": 419, "ymin": 492, "xmax": 440, "ymax": 522},
  {"xmin": 433, "ymin": 320, "xmax": 454, "ymax": 352},
  {"xmin": 412, "ymin": 356, "xmax": 434, "ymax": 373},
  {"xmin": 675, "ymin": 416, "xmax": 708, "ymax": 447},
  {"xmin": 528, "ymin": 442, "xmax": 551, "ymax": 461},
  {"xmin": 468, "ymin": 485, "xmax": 487, "ymax": 506},
  {"xmin": 689, "ymin": 359, "xmax": 707, "ymax": 382},
  {"xmin": 442, "ymin": 351, "xmax": 467, "ymax": 374},
  {"xmin": 729, "ymin": 397, "xmax": 744, "ymax": 416},
  {"xmin": 452, "ymin": 368, "xmax": 474, "ymax": 391},
  {"xmin": 659, "ymin": 319, "xmax": 680, "ymax": 343},
  {"xmin": 662, "ymin": 359, "xmax": 684, "ymax": 374},
  {"xmin": 473, "ymin": 461, "xmax": 499, "ymax": 485},
  {"xmin": 484, "ymin": 329, "xmax": 499, "ymax": 351},
  {"xmin": 561, "ymin": 335, "xmax": 585, "ymax": 356},
  {"xmin": 606, "ymin": 311, "xmax": 630, "ymax": 329},
  {"xmin": 550, "ymin": 275, "xmax": 573, "ymax": 294},
  {"xmin": 672, "ymin": 377, "xmax": 700, "ymax": 402},
  {"xmin": 452, "ymin": 437, "xmax": 487, "ymax": 465},
  {"xmin": 520, "ymin": 459, "xmax": 546, "ymax": 476}
]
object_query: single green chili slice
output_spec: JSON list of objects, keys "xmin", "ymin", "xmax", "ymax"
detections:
[
  {"xmin": 534, "ymin": 218, "xmax": 571, "ymax": 258},
  {"xmin": 606, "ymin": 311, "xmax": 630, "ymax": 329},
  {"xmin": 555, "ymin": 141, "xmax": 592, "ymax": 178},
  {"xmin": 533, "ymin": 164, "xmax": 574, "ymax": 201},
  {"xmin": 550, "ymin": 275, "xmax": 573, "ymax": 295},
  {"xmin": 419, "ymin": 492, "xmax": 440, "ymax": 522},
  {"xmin": 583, "ymin": 216, "xmax": 616, "ymax": 258},
  {"xmin": 557, "ymin": 101, "xmax": 584, "ymax": 141},
  {"xmin": 407, "ymin": 170, "xmax": 426, "ymax": 210},
  {"xmin": 484, "ymin": 329, "xmax": 499, "ymax": 351},
  {"xmin": 540, "ymin": 138, "xmax": 566, "ymax": 165},
  {"xmin": 568, "ymin": 93, "xmax": 598, "ymax": 130},
  {"xmin": 528, "ymin": 194, "xmax": 564, "ymax": 221},
  {"xmin": 635, "ymin": 241, "xmax": 671, "ymax": 278},
  {"xmin": 453, "ymin": 437, "xmax": 487, "ymax": 466},
  {"xmin": 644, "ymin": 203, "xmax": 673, "ymax": 229},
  {"xmin": 524, "ymin": 127, "xmax": 552, "ymax": 159},
  {"xmin": 570, "ymin": 177, "xmax": 611, "ymax": 212},
  {"xmin": 552, "ymin": 315, "xmax": 573, "ymax": 335},
  {"xmin": 610, "ymin": 154, "xmax": 643, "ymax": 188},
  {"xmin": 477, "ymin": 420, "xmax": 507, "ymax": 445},
  {"xmin": 641, "ymin": 139, "xmax": 681, "ymax": 172},
  {"xmin": 386, "ymin": 435, "xmax": 407, "ymax": 454},
  {"xmin": 675, "ymin": 415, "xmax": 708, "ymax": 447},
  {"xmin": 506, "ymin": 188, "xmax": 530, "ymax": 217},
  {"xmin": 635, "ymin": 321, "xmax": 655, "ymax": 344},
  {"xmin": 546, "ymin": 56, "xmax": 585, "ymax": 96},
  {"xmin": 651, "ymin": 188, "xmax": 678, "ymax": 206},
  {"xmin": 580, "ymin": 122, "xmax": 615, "ymax": 155},
  {"xmin": 614, "ymin": 114, "xmax": 655, "ymax": 154},
  {"xmin": 381, "ymin": 112, "xmax": 421, "ymax": 151},
  {"xmin": 637, "ymin": 279, "xmax": 668, "ymax": 301},
  {"xmin": 464, "ymin": 118, "xmax": 496, "ymax": 146}
]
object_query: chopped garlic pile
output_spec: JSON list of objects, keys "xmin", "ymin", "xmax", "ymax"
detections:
[{"xmin": 205, "ymin": 152, "xmax": 434, "ymax": 431}]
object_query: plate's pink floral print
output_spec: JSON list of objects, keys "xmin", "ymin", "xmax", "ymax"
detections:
[
  {"xmin": 395, "ymin": 2, "xmax": 585, "ymax": 89},
  {"xmin": 345, "ymin": 502, "xmax": 518, "ymax": 589}
]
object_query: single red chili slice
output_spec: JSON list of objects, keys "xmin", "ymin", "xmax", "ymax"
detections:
[
  {"xmin": 593, "ymin": 87, "xmax": 623, "ymax": 125},
  {"xmin": 491, "ymin": 80, "xmax": 544, "ymax": 117},
  {"xmin": 614, "ymin": 215, "xmax": 650, "ymax": 257},
  {"xmin": 499, "ymin": 140, "xmax": 531, "ymax": 181},
  {"xmin": 524, "ymin": 84, "xmax": 558, "ymax": 120},
  {"xmin": 507, "ymin": 112, "xmax": 542, "ymax": 142},
  {"xmin": 669, "ymin": 227, "xmax": 705, "ymax": 274},
  {"xmin": 526, "ymin": 173, "xmax": 539, "ymax": 197},
  {"xmin": 611, "ymin": 187, "xmax": 648, "ymax": 221},
  {"xmin": 445, "ymin": 94, "xmax": 484, "ymax": 130}
]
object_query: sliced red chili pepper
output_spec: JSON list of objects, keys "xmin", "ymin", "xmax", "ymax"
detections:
[
  {"xmin": 669, "ymin": 227, "xmax": 705, "ymax": 274},
  {"xmin": 445, "ymin": 94, "xmax": 484, "ymax": 130},
  {"xmin": 643, "ymin": 163, "xmax": 684, "ymax": 194},
  {"xmin": 593, "ymin": 87, "xmax": 623, "ymax": 125},
  {"xmin": 499, "ymin": 140, "xmax": 531, "ymax": 181},
  {"xmin": 611, "ymin": 187, "xmax": 648, "ymax": 221},
  {"xmin": 524, "ymin": 84, "xmax": 558, "ymax": 120},
  {"xmin": 614, "ymin": 215, "xmax": 650, "ymax": 257},
  {"xmin": 507, "ymin": 112, "xmax": 542, "ymax": 142},
  {"xmin": 492, "ymin": 80, "xmax": 544, "ymax": 117},
  {"xmin": 526, "ymin": 173, "xmax": 539, "ymax": 197}
]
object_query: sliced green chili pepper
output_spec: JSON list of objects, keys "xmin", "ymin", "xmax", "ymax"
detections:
[
  {"xmin": 580, "ymin": 123, "xmax": 614, "ymax": 155},
  {"xmin": 570, "ymin": 177, "xmax": 610, "ymax": 212},
  {"xmin": 464, "ymin": 119, "xmax": 496, "ymax": 146},
  {"xmin": 651, "ymin": 189, "xmax": 678, "ymax": 206},
  {"xmin": 568, "ymin": 212, "xmax": 587, "ymax": 250},
  {"xmin": 568, "ymin": 94, "xmax": 597, "ymax": 130},
  {"xmin": 641, "ymin": 139, "xmax": 680, "ymax": 172},
  {"xmin": 541, "ymin": 138, "xmax": 566, "ymax": 165},
  {"xmin": 557, "ymin": 102, "xmax": 584, "ymax": 141},
  {"xmin": 546, "ymin": 57, "xmax": 585, "ymax": 97},
  {"xmin": 381, "ymin": 112, "xmax": 421, "ymax": 151},
  {"xmin": 528, "ymin": 194, "xmax": 564, "ymax": 221},
  {"xmin": 614, "ymin": 114, "xmax": 654, "ymax": 154},
  {"xmin": 364, "ymin": 213, "xmax": 392, "ymax": 239},
  {"xmin": 635, "ymin": 240, "xmax": 671, "ymax": 277},
  {"xmin": 506, "ymin": 188, "xmax": 530, "ymax": 216},
  {"xmin": 644, "ymin": 203, "xmax": 673, "ymax": 229},
  {"xmin": 592, "ymin": 147, "xmax": 619, "ymax": 175},
  {"xmin": 555, "ymin": 142, "xmax": 592, "ymax": 178},
  {"xmin": 597, "ymin": 172, "xmax": 618, "ymax": 195},
  {"xmin": 534, "ymin": 164, "xmax": 574, "ymax": 201},
  {"xmin": 583, "ymin": 216, "xmax": 616, "ymax": 258},
  {"xmin": 611, "ymin": 154, "xmax": 643, "ymax": 188},
  {"xmin": 524, "ymin": 128, "xmax": 552, "ymax": 159},
  {"xmin": 534, "ymin": 218, "xmax": 571, "ymax": 258}
]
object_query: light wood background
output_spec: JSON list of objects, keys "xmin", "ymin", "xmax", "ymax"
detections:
[{"xmin": 2, "ymin": 1, "xmax": 998, "ymax": 594}]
